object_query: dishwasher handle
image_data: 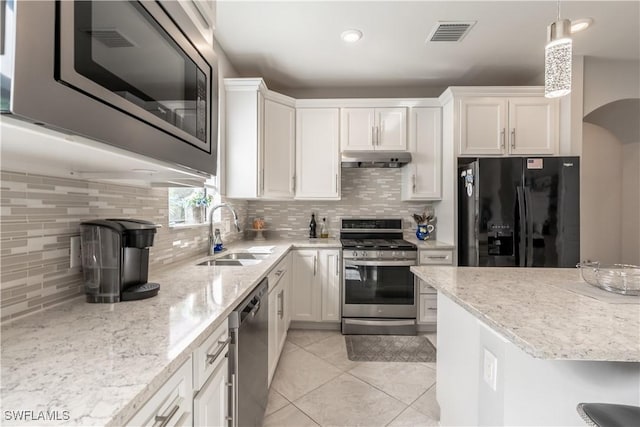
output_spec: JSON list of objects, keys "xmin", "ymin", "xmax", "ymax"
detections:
[{"xmin": 231, "ymin": 278, "xmax": 268, "ymax": 327}]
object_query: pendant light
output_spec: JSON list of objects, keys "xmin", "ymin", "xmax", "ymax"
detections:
[{"xmin": 545, "ymin": 0, "xmax": 572, "ymax": 98}]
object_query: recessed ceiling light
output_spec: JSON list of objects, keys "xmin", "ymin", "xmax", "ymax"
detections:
[
  {"xmin": 571, "ymin": 18, "xmax": 593, "ymax": 33},
  {"xmin": 341, "ymin": 29, "xmax": 363, "ymax": 43}
]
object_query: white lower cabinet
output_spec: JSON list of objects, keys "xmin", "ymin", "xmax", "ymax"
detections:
[
  {"xmin": 193, "ymin": 318, "xmax": 231, "ymax": 427},
  {"xmin": 291, "ymin": 249, "xmax": 341, "ymax": 323},
  {"xmin": 193, "ymin": 357, "xmax": 229, "ymax": 427},
  {"xmin": 127, "ymin": 357, "xmax": 193, "ymax": 427},
  {"xmin": 417, "ymin": 249, "xmax": 454, "ymax": 327},
  {"xmin": 267, "ymin": 254, "xmax": 291, "ymax": 385}
]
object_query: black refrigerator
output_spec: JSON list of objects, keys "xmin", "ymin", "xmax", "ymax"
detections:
[{"xmin": 458, "ymin": 157, "xmax": 580, "ymax": 267}]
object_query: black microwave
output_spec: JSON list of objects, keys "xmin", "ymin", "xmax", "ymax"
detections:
[{"xmin": 0, "ymin": 0, "xmax": 218, "ymax": 175}]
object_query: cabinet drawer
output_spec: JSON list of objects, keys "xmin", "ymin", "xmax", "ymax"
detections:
[
  {"xmin": 419, "ymin": 280, "xmax": 437, "ymax": 295},
  {"xmin": 268, "ymin": 256, "xmax": 290, "ymax": 293},
  {"xmin": 127, "ymin": 357, "xmax": 193, "ymax": 426},
  {"xmin": 419, "ymin": 295, "xmax": 438, "ymax": 324},
  {"xmin": 193, "ymin": 318, "xmax": 229, "ymax": 391},
  {"xmin": 419, "ymin": 250, "xmax": 453, "ymax": 265}
]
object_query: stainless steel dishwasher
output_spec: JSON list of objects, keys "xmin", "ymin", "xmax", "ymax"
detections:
[{"xmin": 229, "ymin": 278, "xmax": 269, "ymax": 427}]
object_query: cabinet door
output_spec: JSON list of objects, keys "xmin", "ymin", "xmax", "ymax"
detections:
[
  {"xmin": 296, "ymin": 108, "xmax": 340, "ymax": 199},
  {"xmin": 193, "ymin": 357, "xmax": 229, "ymax": 427},
  {"xmin": 508, "ymin": 98, "xmax": 558, "ymax": 155},
  {"xmin": 291, "ymin": 250, "xmax": 319, "ymax": 321},
  {"xmin": 403, "ymin": 107, "xmax": 442, "ymax": 200},
  {"xmin": 319, "ymin": 250, "xmax": 341, "ymax": 322},
  {"xmin": 263, "ymin": 99, "xmax": 295, "ymax": 199},
  {"xmin": 459, "ymin": 98, "xmax": 507, "ymax": 156},
  {"xmin": 225, "ymin": 87, "xmax": 261, "ymax": 198},
  {"xmin": 267, "ymin": 285, "xmax": 280, "ymax": 385},
  {"xmin": 277, "ymin": 283, "xmax": 288, "ymax": 352},
  {"xmin": 376, "ymin": 108, "xmax": 407, "ymax": 151},
  {"xmin": 341, "ymin": 108, "xmax": 375, "ymax": 151},
  {"xmin": 127, "ymin": 358, "xmax": 193, "ymax": 426}
]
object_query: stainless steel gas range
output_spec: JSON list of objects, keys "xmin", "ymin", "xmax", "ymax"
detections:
[{"xmin": 340, "ymin": 219, "xmax": 417, "ymax": 335}]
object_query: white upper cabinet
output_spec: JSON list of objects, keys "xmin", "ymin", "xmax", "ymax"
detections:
[
  {"xmin": 507, "ymin": 97, "xmax": 558, "ymax": 155},
  {"xmin": 225, "ymin": 78, "xmax": 295, "ymax": 200},
  {"xmin": 295, "ymin": 108, "xmax": 340, "ymax": 200},
  {"xmin": 402, "ymin": 107, "xmax": 442, "ymax": 200},
  {"xmin": 263, "ymin": 99, "xmax": 295, "ymax": 199},
  {"xmin": 459, "ymin": 95, "xmax": 558, "ymax": 156},
  {"xmin": 459, "ymin": 98, "xmax": 507, "ymax": 156},
  {"xmin": 341, "ymin": 107, "xmax": 407, "ymax": 151}
]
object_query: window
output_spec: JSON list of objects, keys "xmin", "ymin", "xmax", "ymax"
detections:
[{"xmin": 168, "ymin": 187, "xmax": 221, "ymax": 226}]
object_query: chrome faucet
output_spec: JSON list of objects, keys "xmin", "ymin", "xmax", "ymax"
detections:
[{"xmin": 208, "ymin": 203, "xmax": 242, "ymax": 256}]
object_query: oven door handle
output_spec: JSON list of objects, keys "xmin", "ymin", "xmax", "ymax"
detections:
[{"xmin": 344, "ymin": 260, "xmax": 416, "ymax": 267}]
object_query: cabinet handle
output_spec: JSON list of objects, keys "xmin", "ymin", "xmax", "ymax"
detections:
[
  {"xmin": 275, "ymin": 269, "xmax": 284, "ymax": 277},
  {"xmin": 371, "ymin": 126, "xmax": 375, "ymax": 145},
  {"xmin": 278, "ymin": 290, "xmax": 284, "ymax": 318},
  {"xmin": 377, "ymin": 124, "xmax": 382, "ymax": 146},
  {"xmin": 412, "ymin": 174, "xmax": 416, "ymax": 192},
  {"xmin": 261, "ymin": 168, "xmax": 265, "ymax": 193},
  {"xmin": 511, "ymin": 129, "xmax": 516, "ymax": 149},
  {"xmin": 335, "ymin": 174, "xmax": 338, "ymax": 193},
  {"xmin": 206, "ymin": 336, "xmax": 231, "ymax": 364},
  {"xmin": 500, "ymin": 128, "xmax": 506, "ymax": 149},
  {"xmin": 292, "ymin": 175, "xmax": 296, "ymax": 193},
  {"xmin": 427, "ymin": 255, "xmax": 448, "ymax": 259},
  {"xmin": 336, "ymin": 255, "xmax": 339, "ymax": 276},
  {"xmin": 313, "ymin": 255, "xmax": 317, "ymax": 276},
  {"xmin": 155, "ymin": 404, "xmax": 180, "ymax": 427}
]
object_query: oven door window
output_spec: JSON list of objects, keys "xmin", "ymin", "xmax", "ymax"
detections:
[
  {"xmin": 58, "ymin": 0, "xmax": 210, "ymax": 151},
  {"xmin": 344, "ymin": 265, "xmax": 414, "ymax": 305}
]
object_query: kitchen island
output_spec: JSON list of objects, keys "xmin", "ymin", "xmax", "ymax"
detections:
[{"xmin": 411, "ymin": 266, "xmax": 640, "ymax": 426}]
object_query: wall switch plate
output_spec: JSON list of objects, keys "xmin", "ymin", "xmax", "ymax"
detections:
[
  {"xmin": 70, "ymin": 236, "xmax": 81, "ymax": 268},
  {"xmin": 483, "ymin": 348, "xmax": 498, "ymax": 391}
]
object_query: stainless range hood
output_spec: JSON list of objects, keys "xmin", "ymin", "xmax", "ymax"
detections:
[{"xmin": 341, "ymin": 152, "xmax": 412, "ymax": 168}]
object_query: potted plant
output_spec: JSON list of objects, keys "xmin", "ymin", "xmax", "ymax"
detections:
[{"xmin": 186, "ymin": 191, "xmax": 212, "ymax": 224}]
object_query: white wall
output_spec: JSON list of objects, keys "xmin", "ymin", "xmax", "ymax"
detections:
[
  {"xmin": 621, "ymin": 142, "xmax": 640, "ymax": 264},
  {"xmin": 583, "ymin": 58, "xmax": 640, "ymax": 116},
  {"xmin": 581, "ymin": 123, "xmax": 623, "ymax": 264}
]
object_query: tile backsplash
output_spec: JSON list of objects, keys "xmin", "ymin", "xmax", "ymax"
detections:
[
  {"xmin": 0, "ymin": 170, "xmax": 246, "ymax": 322},
  {"xmin": 246, "ymin": 168, "xmax": 434, "ymax": 239}
]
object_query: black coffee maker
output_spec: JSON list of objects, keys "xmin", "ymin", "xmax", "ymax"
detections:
[{"xmin": 80, "ymin": 219, "xmax": 160, "ymax": 303}]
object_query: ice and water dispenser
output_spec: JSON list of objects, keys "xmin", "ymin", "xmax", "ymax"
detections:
[{"xmin": 80, "ymin": 219, "xmax": 160, "ymax": 303}]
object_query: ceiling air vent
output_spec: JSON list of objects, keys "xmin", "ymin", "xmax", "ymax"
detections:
[
  {"xmin": 83, "ymin": 29, "xmax": 135, "ymax": 48},
  {"xmin": 427, "ymin": 21, "xmax": 476, "ymax": 42}
]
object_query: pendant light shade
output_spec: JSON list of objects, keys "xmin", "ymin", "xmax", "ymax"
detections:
[{"xmin": 545, "ymin": 19, "xmax": 572, "ymax": 98}]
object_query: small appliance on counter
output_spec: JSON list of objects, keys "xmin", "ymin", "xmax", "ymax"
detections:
[{"xmin": 80, "ymin": 219, "xmax": 160, "ymax": 303}]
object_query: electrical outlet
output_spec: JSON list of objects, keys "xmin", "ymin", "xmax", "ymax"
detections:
[
  {"xmin": 70, "ymin": 236, "xmax": 81, "ymax": 268},
  {"xmin": 224, "ymin": 219, "xmax": 231, "ymax": 233},
  {"xmin": 483, "ymin": 348, "xmax": 498, "ymax": 391}
]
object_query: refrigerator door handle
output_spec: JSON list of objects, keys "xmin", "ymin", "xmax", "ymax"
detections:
[
  {"xmin": 516, "ymin": 186, "xmax": 527, "ymax": 267},
  {"xmin": 524, "ymin": 187, "xmax": 534, "ymax": 266}
]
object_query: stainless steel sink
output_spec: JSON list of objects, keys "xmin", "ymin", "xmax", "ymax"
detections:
[
  {"xmin": 196, "ymin": 251, "xmax": 270, "ymax": 267},
  {"xmin": 217, "ymin": 253, "xmax": 267, "ymax": 260}
]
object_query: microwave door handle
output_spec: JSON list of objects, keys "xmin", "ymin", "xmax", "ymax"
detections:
[{"xmin": 516, "ymin": 186, "xmax": 527, "ymax": 267}]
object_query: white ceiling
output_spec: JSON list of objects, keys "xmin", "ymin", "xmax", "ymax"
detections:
[{"xmin": 214, "ymin": 1, "xmax": 640, "ymax": 97}]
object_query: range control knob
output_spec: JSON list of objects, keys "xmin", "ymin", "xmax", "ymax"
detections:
[
  {"xmin": 352, "ymin": 251, "xmax": 359, "ymax": 257},
  {"xmin": 360, "ymin": 251, "xmax": 368, "ymax": 258}
]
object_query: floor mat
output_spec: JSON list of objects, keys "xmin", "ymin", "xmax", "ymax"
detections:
[{"xmin": 345, "ymin": 335, "xmax": 436, "ymax": 362}]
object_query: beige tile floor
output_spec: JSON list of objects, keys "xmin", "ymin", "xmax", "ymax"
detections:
[{"xmin": 264, "ymin": 331, "xmax": 439, "ymax": 427}]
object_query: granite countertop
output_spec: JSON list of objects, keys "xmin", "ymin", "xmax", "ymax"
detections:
[
  {"xmin": 402, "ymin": 235, "xmax": 455, "ymax": 250},
  {"xmin": 0, "ymin": 239, "xmax": 341, "ymax": 427},
  {"xmin": 411, "ymin": 266, "xmax": 640, "ymax": 362}
]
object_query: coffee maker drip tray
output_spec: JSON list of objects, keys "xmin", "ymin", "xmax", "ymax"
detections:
[{"xmin": 121, "ymin": 282, "xmax": 160, "ymax": 301}]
